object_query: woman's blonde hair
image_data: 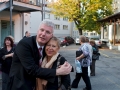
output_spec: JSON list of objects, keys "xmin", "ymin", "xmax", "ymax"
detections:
[{"xmin": 48, "ymin": 36, "xmax": 61, "ymax": 48}]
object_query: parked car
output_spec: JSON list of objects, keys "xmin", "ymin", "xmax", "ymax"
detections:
[
  {"xmin": 58, "ymin": 37, "xmax": 69, "ymax": 46},
  {"xmin": 58, "ymin": 36, "xmax": 74, "ymax": 46},
  {"xmin": 89, "ymin": 36, "xmax": 102, "ymax": 48},
  {"xmin": 75, "ymin": 36, "xmax": 80, "ymax": 45},
  {"xmin": 65, "ymin": 36, "xmax": 74, "ymax": 44}
]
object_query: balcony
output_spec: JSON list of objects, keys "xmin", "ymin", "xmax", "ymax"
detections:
[{"xmin": 0, "ymin": 0, "xmax": 42, "ymax": 12}]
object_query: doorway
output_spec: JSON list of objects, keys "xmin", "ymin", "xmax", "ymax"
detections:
[{"xmin": 0, "ymin": 20, "xmax": 14, "ymax": 47}]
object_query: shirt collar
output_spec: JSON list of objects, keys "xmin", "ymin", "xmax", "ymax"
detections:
[{"xmin": 36, "ymin": 41, "xmax": 44, "ymax": 49}]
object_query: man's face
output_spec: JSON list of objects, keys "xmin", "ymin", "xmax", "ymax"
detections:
[
  {"xmin": 27, "ymin": 32, "xmax": 31, "ymax": 37},
  {"xmin": 36, "ymin": 24, "xmax": 53, "ymax": 46}
]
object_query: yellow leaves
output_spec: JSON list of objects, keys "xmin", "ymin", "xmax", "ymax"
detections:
[{"xmin": 48, "ymin": 0, "xmax": 113, "ymax": 31}]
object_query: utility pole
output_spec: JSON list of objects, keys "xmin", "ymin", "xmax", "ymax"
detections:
[
  {"xmin": 41, "ymin": 0, "xmax": 43, "ymax": 21},
  {"xmin": 10, "ymin": 0, "xmax": 13, "ymax": 35}
]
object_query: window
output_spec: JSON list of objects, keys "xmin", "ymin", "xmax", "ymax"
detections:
[
  {"xmin": 93, "ymin": 33, "xmax": 96, "ymax": 35},
  {"xmin": 45, "ymin": 13, "xmax": 50, "ymax": 19},
  {"xmin": 63, "ymin": 25, "xmax": 68, "ymax": 30},
  {"xmin": 84, "ymin": 32, "xmax": 88, "ymax": 36},
  {"xmin": 54, "ymin": 24, "xmax": 60, "ymax": 30},
  {"xmin": 63, "ymin": 17, "xmax": 68, "ymax": 21},
  {"xmin": 90, "ymin": 33, "xmax": 93, "ymax": 35},
  {"xmin": 54, "ymin": 15, "xmax": 60, "ymax": 20}
]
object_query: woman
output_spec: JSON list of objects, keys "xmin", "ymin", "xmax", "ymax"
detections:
[
  {"xmin": 0, "ymin": 36, "xmax": 15, "ymax": 90},
  {"xmin": 72, "ymin": 36, "xmax": 92, "ymax": 90},
  {"xmin": 36, "ymin": 36, "xmax": 71, "ymax": 90},
  {"xmin": 90, "ymin": 40, "xmax": 99, "ymax": 76}
]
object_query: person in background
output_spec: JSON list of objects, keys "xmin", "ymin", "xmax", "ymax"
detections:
[
  {"xmin": 85, "ymin": 37, "xmax": 93, "ymax": 77},
  {"xmin": 90, "ymin": 40, "xmax": 99, "ymax": 76},
  {"xmin": 6, "ymin": 19, "xmax": 72, "ymax": 90},
  {"xmin": 36, "ymin": 37, "xmax": 71, "ymax": 90},
  {"xmin": 71, "ymin": 36, "xmax": 92, "ymax": 90},
  {"xmin": 23, "ymin": 31, "xmax": 31, "ymax": 38},
  {"xmin": 0, "ymin": 37, "xmax": 15, "ymax": 90}
]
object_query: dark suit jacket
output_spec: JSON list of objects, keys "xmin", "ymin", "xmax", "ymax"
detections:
[{"xmin": 6, "ymin": 36, "xmax": 56, "ymax": 90}]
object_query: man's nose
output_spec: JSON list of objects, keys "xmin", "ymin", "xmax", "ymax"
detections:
[{"xmin": 42, "ymin": 31, "xmax": 46, "ymax": 36}]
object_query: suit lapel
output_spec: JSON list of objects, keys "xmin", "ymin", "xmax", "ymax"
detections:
[{"xmin": 32, "ymin": 36, "xmax": 40, "ymax": 65}]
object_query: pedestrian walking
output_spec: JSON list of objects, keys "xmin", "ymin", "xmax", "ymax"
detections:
[
  {"xmin": 90, "ymin": 40, "xmax": 100, "ymax": 76},
  {"xmin": 71, "ymin": 36, "xmax": 92, "ymax": 90}
]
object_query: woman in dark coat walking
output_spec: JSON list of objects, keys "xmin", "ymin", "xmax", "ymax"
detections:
[{"xmin": 90, "ymin": 40, "xmax": 99, "ymax": 76}]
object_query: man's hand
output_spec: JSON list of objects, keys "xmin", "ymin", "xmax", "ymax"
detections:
[{"xmin": 56, "ymin": 61, "xmax": 72, "ymax": 75}]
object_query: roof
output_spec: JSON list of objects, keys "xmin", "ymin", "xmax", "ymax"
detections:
[{"xmin": 98, "ymin": 12, "xmax": 120, "ymax": 22}]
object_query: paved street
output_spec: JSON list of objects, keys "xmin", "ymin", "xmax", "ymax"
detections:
[
  {"xmin": 0, "ymin": 44, "xmax": 120, "ymax": 90},
  {"xmin": 60, "ymin": 44, "xmax": 120, "ymax": 90}
]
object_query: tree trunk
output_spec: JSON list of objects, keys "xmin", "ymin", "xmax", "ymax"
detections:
[{"xmin": 78, "ymin": 28, "xmax": 82, "ymax": 35}]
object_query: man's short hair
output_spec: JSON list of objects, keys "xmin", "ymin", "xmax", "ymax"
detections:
[
  {"xmin": 39, "ymin": 19, "xmax": 55, "ymax": 29},
  {"xmin": 25, "ymin": 31, "xmax": 28, "ymax": 35}
]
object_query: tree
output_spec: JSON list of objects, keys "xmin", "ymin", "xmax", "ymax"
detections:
[{"xmin": 48, "ymin": 0, "xmax": 113, "ymax": 35}]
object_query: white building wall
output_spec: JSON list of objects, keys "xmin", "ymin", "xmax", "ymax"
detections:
[
  {"xmin": 13, "ymin": 14, "xmax": 22, "ymax": 42},
  {"xmin": 113, "ymin": 0, "xmax": 120, "ymax": 13},
  {"xmin": 30, "ymin": 12, "xmax": 71, "ymax": 37},
  {"xmin": 0, "ymin": 11, "xmax": 31, "ymax": 46},
  {"xmin": 0, "ymin": 11, "xmax": 22, "ymax": 44},
  {"xmin": 30, "ymin": 11, "xmax": 42, "ymax": 36},
  {"xmin": 23, "ymin": 13, "xmax": 31, "ymax": 36}
]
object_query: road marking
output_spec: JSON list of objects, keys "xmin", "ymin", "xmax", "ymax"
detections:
[
  {"xmin": 103, "ymin": 76, "xmax": 120, "ymax": 89},
  {"xmin": 100, "ymin": 52, "xmax": 109, "ymax": 58}
]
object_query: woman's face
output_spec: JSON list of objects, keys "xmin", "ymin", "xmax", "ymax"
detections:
[
  {"xmin": 45, "ymin": 40, "xmax": 60, "ymax": 57},
  {"xmin": 5, "ymin": 39, "xmax": 11, "ymax": 46},
  {"xmin": 90, "ymin": 42, "xmax": 94, "ymax": 46}
]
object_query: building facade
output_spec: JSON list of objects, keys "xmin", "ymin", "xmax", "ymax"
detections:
[
  {"xmin": 99, "ymin": 0, "xmax": 120, "ymax": 50},
  {"xmin": 30, "ymin": 11, "xmax": 72, "ymax": 38},
  {"xmin": 0, "ymin": 0, "xmax": 42, "ymax": 47}
]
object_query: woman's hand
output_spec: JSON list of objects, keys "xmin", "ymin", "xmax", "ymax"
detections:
[
  {"xmin": 3, "ymin": 53, "xmax": 14, "ymax": 60},
  {"xmin": 76, "ymin": 54, "xmax": 85, "ymax": 61},
  {"xmin": 76, "ymin": 56, "xmax": 81, "ymax": 60}
]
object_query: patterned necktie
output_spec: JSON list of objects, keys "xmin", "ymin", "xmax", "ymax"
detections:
[{"xmin": 38, "ymin": 47, "xmax": 42, "ymax": 66}]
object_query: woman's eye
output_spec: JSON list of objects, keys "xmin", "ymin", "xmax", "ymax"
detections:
[
  {"xmin": 47, "ymin": 44, "xmax": 51, "ymax": 46},
  {"xmin": 52, "ymin": 45, "xmax": 56, "ymax": 47}
]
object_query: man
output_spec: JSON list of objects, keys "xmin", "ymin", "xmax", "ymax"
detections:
[
  {"xmin": 23, "ymin": 31, "xmax": 31, "ymax": 38},
  {"xmin": 6, "ymin": 19, "xmax": 72, "ymax": 90}
]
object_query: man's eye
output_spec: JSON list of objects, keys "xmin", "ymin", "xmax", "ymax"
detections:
[
  {"xmin": 46, "ymin": 31, "xmax": 51, "ymax": 34},
  {"xmin": 40, "ymin": 29, "xmax": 44, "ymax": 31}
]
